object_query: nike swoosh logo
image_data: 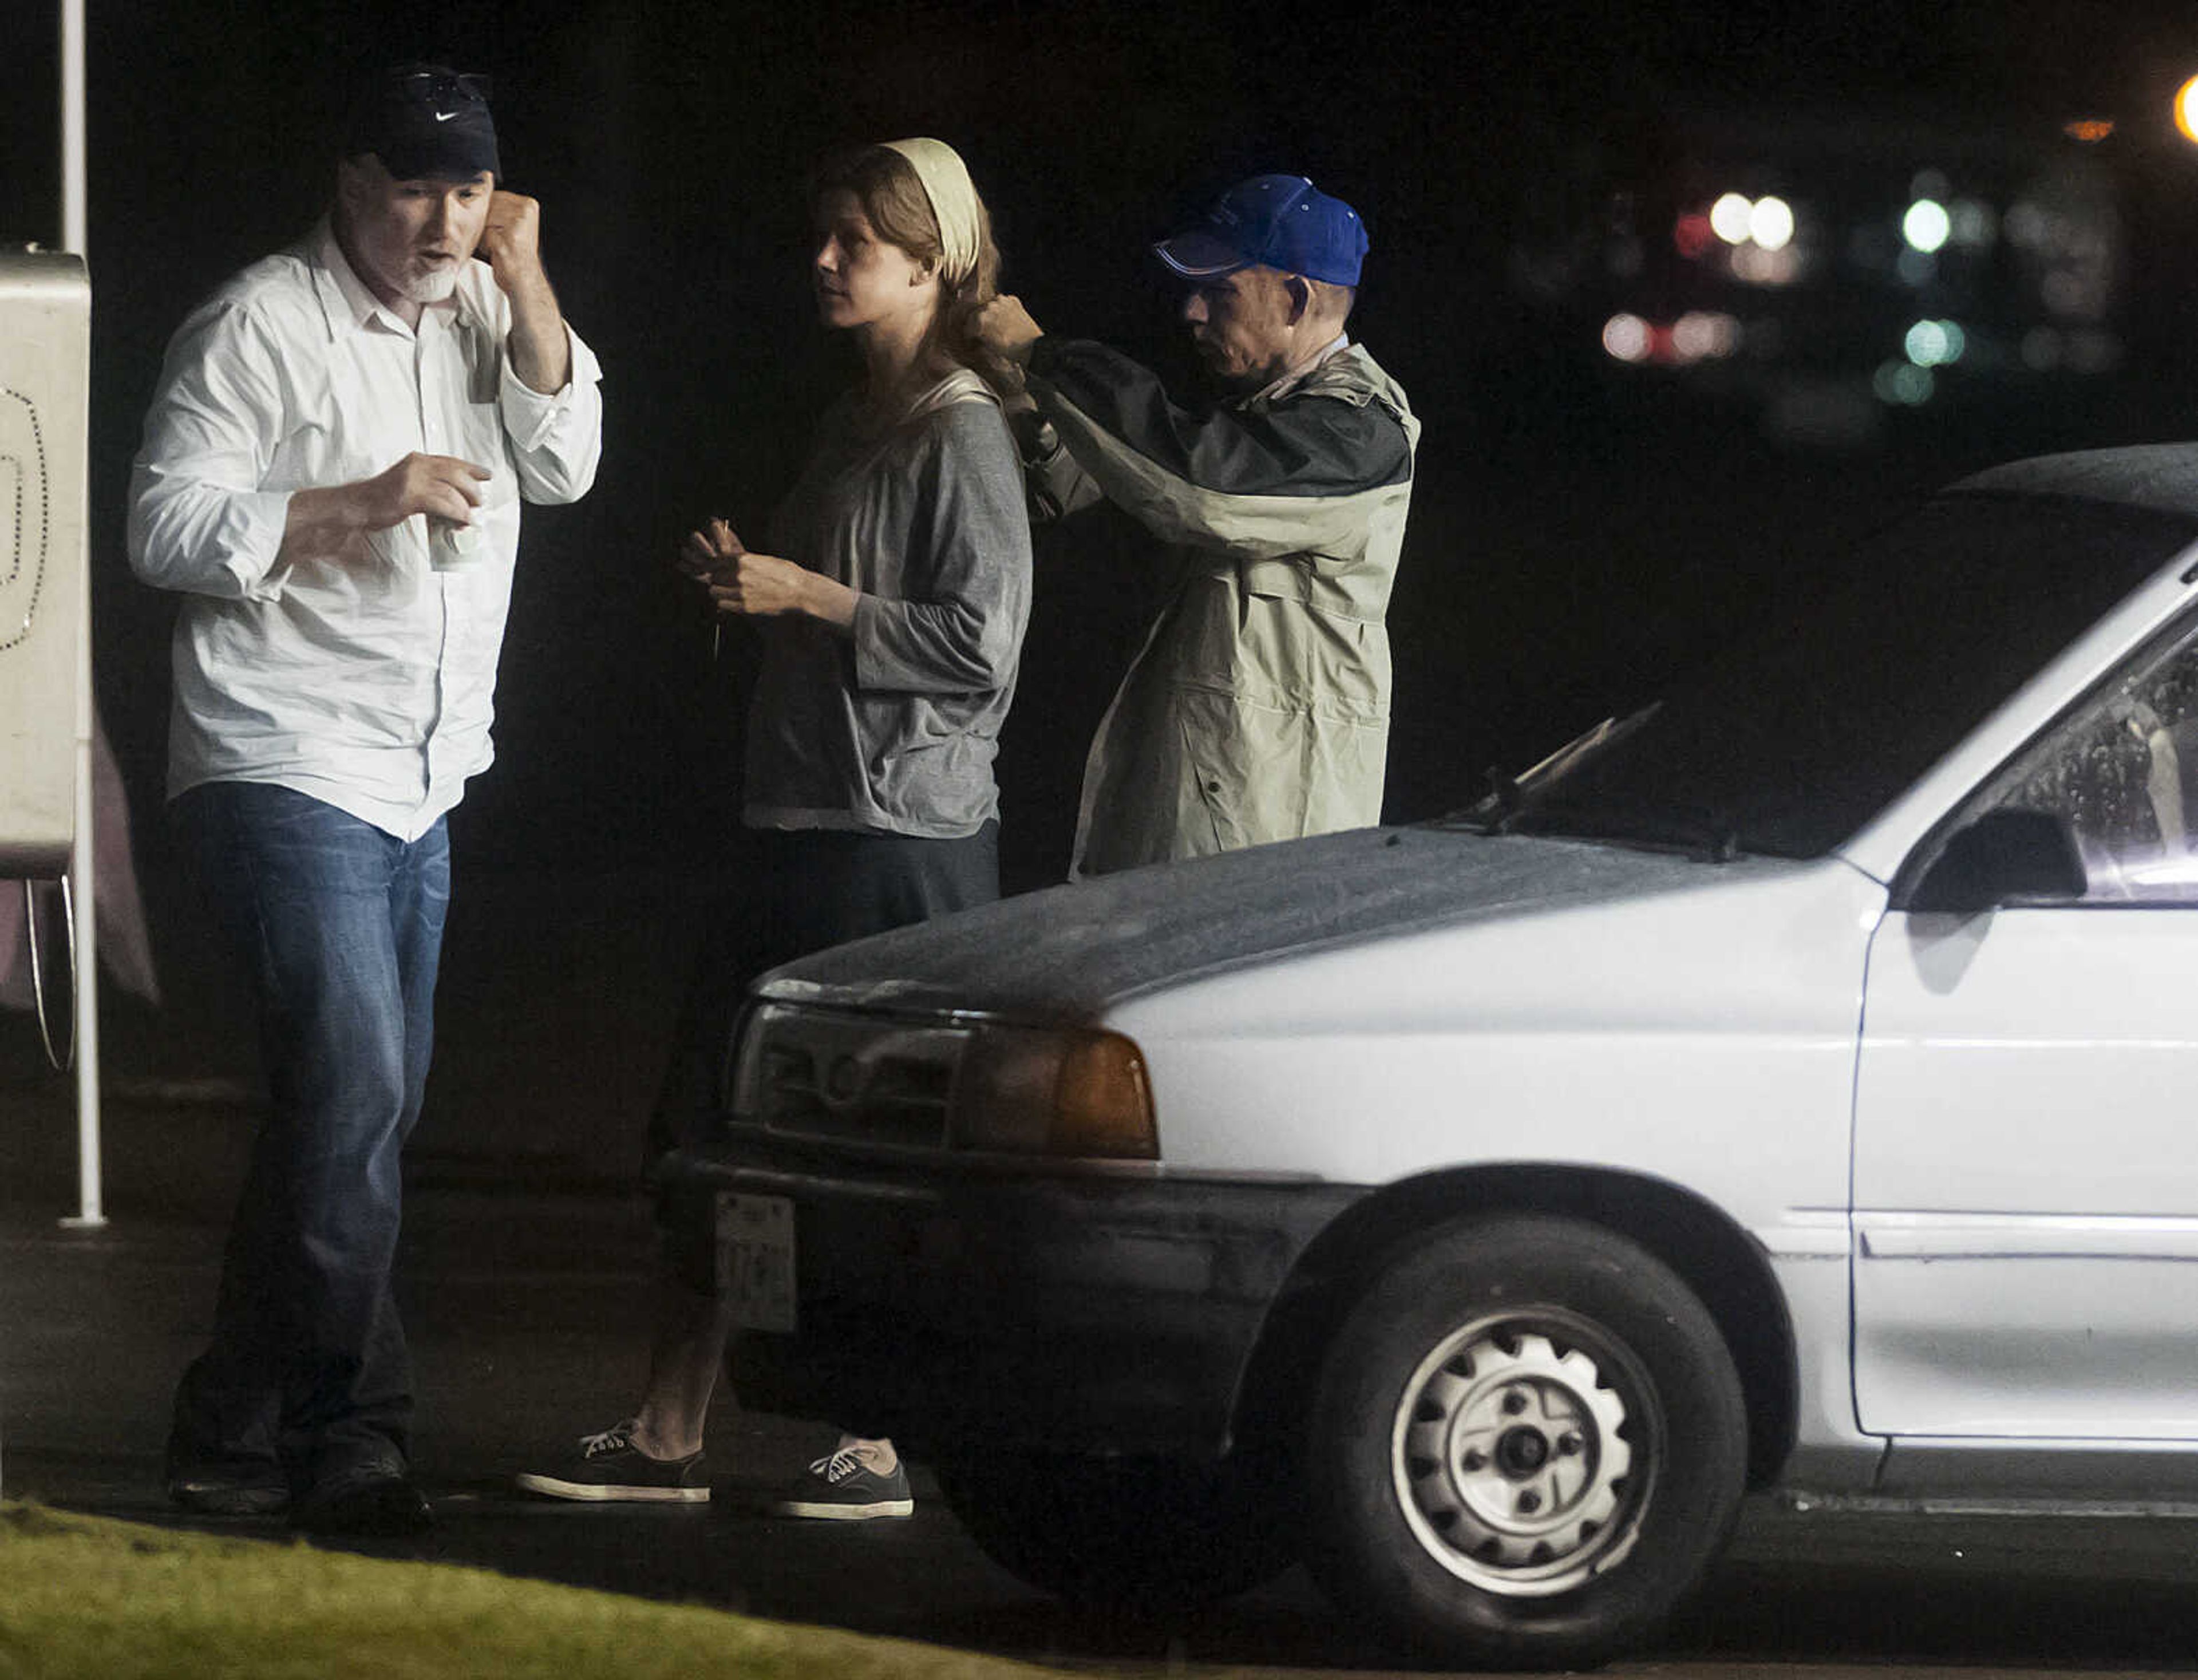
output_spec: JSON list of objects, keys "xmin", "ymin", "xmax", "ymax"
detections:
[{"xmin": 434, "ymin": 111, "xmax": 457, "ymax": 122}]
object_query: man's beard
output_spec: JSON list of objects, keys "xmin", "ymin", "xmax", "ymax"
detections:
[{"xmin": 399, "ymin": 263, "xmax": 462, "ymax": 305}]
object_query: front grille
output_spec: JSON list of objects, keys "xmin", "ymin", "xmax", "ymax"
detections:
[{"xmin": 742, "ymin": 1008, "xmax": 970, "ymax": 1150}]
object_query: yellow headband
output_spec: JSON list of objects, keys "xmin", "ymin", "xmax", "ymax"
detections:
[{"xmin": 881, "ymin": 137, "xmax": 981, "ymax": 289}]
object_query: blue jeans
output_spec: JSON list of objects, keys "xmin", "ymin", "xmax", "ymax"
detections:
[{"xmin": 167, "ymin": 782, "xmax": 450, "ymax": 1493}]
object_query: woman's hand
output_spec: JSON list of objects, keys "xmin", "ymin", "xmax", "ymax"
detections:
[
  {"xmin": 712, "ymin": 550, "xmax": 817, "ymax": 617},
  {"xmin": 678, "ymin": 519, "xmax": 856, "ymax": 628},
  {"xmin": 677, "ymin": 517, "xmax": 742, "ymax": 591}
]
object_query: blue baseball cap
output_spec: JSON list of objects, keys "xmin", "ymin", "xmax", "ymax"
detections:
[{"xmin": 1152, "ymin": 174, "xmax": 1369, "ymax": 287}]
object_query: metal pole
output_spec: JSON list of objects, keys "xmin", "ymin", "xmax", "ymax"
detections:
[
  {"xmin": 61, "ymin": 0, "xmax": 85, "ymax": 255},
  {"xmin": 60, "ymin": 0, "xmax": 104, "ymax": 1231}
]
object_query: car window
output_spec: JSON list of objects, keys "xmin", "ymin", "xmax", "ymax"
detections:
[
  {"xmin": 1490, "ymin": 493, "xmax": 2198, "ymax": 859},
  {"xmin": 1987, "ymin": 614, "xmax": 2198, "ymax": 902}
]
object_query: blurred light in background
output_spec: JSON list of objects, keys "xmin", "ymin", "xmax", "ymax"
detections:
[
  {"xmin": 2062, "ymin": 118, "xmax": 2115, "ymax": 144},
  {"xmin": 1705, "ymin": 192, "xmax": 1794, "ymax": 251},
  {"xmin": 2003, "ymin": 191, "xmax": 2116, "ymax": 320},
  {"xmin": 1903, "ymin": 199, "xmax": 1951, "ymax": 253},
  {"xmin": 1671, "ymin": 310, "xmax": 1740, "ymax": 360},
  {"xmin": 1602, "ymin": 313, "xmax": 1652, "ymax": 362},
  {"xmin": 2176, "ymin": 74, "xmax": 2198, "ymax": 144},
  {"xmin": 1873, "ymin": 360, "xmax": 1934, "ymax": 405},
  {"xmin": 1904, "ymin": 319, "xmax": 1966, "ymax": 367},
  {"xmin": 2068, "ymin": 329, "xmax": 2120, "ymax": 371},
  {"xmin": 1731, "ymin": 243, "xmax": 1800, "ymax": 283},
  {"xmin": 1948, "ymin": 199, "xmax": 1998, "ymax": 249},
  {"xmin": 1710, "ymin": 192, "xmax": 1754, "ymax": 244},
  {"xmin": 1748, "ymin": 195, "xmax": 1795, "ymax": 251},
  {"xmin": 1690, "ymin": 191, "xmax": 1804, "ymax": 283},
  {"xmin": 2040, "ymin": 270, "xmax": 2088, "ymax": 313},
  {"xmin": 2019, "ymin": 326, "xmax": 2119, "ymax": 373},
  {"xmin": 1601, "ymin": 311, "xmax": 1740, "ymax": 365}
]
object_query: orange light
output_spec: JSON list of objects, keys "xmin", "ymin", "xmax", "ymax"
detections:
[
  {"xmin": 950, "ymin": 1025, "xmax": 1159, "ymax": 1159},
  {"xmin": 2177, "ymin": 77, "xmax": 2198, "ymax": 145},
  {"xmin": 1054, "ymin": 1033, "xmax": 1156, "ymax": 1159},
  {"xmin": 2062, "ymin": 117, "xmax": 2115, "ymax": 144}
]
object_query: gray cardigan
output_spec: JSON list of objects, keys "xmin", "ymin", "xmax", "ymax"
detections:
[{"xmin": 744, "ymin": 368, "xmax": 1034, "ymax": 839}]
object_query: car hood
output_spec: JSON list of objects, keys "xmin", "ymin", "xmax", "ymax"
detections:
[{"xmin": 754, "ymin": 824, "xmax": 1813, "ymax": 1023}]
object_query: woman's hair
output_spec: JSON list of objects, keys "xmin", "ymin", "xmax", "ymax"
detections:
[{"xmin": 811, "ymin": 144, "xmax": 1003, "ymax": 386}]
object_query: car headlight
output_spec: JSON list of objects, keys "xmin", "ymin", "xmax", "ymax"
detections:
[{"xmin": 951, "ymin": 1024, "xmax": 1157, "ymax": 1160}]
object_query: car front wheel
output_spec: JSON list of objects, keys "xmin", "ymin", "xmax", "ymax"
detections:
[{"xmin": 1302, "ymin": 1213, "xmax": 1747, "ymax": 1671}]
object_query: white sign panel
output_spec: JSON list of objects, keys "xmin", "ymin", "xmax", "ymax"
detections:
[{"xmin": 0, "ymin": 252, "xmax": 89, "ymax": 877}]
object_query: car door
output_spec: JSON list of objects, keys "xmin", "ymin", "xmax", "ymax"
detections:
[{"xmin": 1853, "ymin": 611, "xmax": 2198, "ymax": 1441}]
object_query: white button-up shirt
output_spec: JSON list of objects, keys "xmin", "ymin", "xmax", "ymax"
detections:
[{"xmin": 127, "ymin": 223, "xmax": 604, "ymax": 840}]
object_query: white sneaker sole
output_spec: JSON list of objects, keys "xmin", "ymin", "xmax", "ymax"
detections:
[
  {"xmin": 769, "ymin": 1497, "xmax": 915, "ymax": 1520},
  {"xmin": 515, "ymin": 1472, "xmax": 709, "ymax": 1503}
]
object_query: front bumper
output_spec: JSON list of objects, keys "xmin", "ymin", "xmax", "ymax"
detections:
[{"xmin": 659, "ymin": 1136, "xmax": 1363, "ymax": 1460}]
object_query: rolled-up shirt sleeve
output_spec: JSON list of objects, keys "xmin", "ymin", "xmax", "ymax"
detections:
[
  {"xmin": 849, "ymin": 404, "xmax": 1033, "ymax": 695},
  {"xmin": 126, "ymin": 301, "xmax": 295, "ymax": 601},
  {"xmin": 499, "ymin": 320, "xmax": 604, "ymax": 505}
]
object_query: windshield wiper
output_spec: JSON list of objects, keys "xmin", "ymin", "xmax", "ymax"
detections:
[
  {"xmin": 1504, "ymin": 797, "xmax": 1745, "ymax": 862},
  {"xmin": 1434, "ymin": 706, "xmax": 1667, "ymax": 838},
  {"xmin": 1441, "ymin": 766, "xmax": 1523, "ymax": 835}
]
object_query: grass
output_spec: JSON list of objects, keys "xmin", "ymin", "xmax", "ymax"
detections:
[{"xmin": 0, "ymin": 1502, "xmax": 1068, "ymax": 1680}]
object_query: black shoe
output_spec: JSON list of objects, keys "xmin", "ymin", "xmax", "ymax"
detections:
[
  {"xmin": 768, "ymin": 1445, "xmax": 914, "ymax": 1520},
  {"xmin": 515, "ymin": 1418, "xmax": 709, "ymax": 1504},
  {"xmin": 290, "ymin": 1472, "xmax": 433, "ymax": 1537},
  {"xmin": 167, "ymin": 1471, "xmax": 290, "ymax": 1517}
]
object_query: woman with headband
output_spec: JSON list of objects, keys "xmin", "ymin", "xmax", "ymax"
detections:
[{"xmin": 518, "ymin": 139, "xmax": 1031, "ymax": 1520}]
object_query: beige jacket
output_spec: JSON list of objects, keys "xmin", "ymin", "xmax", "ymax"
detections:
[{"xmin": 1022, "ymin": 337, "xmax": 1418, "ymax": 876}]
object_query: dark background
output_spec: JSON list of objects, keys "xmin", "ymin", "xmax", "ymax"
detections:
[{"xmin": 10, "ymin": 0, "xmax": 2198, "ymax": 904}]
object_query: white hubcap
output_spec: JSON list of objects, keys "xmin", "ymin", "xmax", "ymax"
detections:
[{"xmin": 1391, "ymin": 1317, "xmax": 1651, "ymax": 1595}]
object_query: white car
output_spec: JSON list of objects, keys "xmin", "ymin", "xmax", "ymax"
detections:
[{"xmin": 663, "ymin": 442, "xmax": 2198, "ymax": 1670}]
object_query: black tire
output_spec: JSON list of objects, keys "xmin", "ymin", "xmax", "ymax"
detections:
[
  {"xmin": 1301, "ymin": 1213, "xmax": 1747, "ymax": 1671},
  {"xmin": 937, "ymin": 1446, "xmax": 1300, "ymax": 1613}
]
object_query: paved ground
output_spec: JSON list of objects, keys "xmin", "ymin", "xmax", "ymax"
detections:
[{"xmin": 13, "ymin": 869, "xmax": 2198, "ymax": 1677}]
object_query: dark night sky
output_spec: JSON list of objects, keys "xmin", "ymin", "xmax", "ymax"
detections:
[{"xmin": 11, "ymin": 0, "xmax": 2198, "ymax": 887}]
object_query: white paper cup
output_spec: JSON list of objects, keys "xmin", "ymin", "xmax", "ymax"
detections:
[{"xmin": 429, "ymin": 519, "xmax": 487, "ymax": 571}]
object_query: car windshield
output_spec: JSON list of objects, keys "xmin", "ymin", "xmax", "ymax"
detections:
[{"xmin": 1464, "ymin": 491, "xmax": 2198, "ymax": 859}]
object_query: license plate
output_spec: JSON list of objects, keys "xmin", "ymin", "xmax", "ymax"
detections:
[{"xmin": 715, "ymin": 1192, "xmax": 797, "ymax": 1333}]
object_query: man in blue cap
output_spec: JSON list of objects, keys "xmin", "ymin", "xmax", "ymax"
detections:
[
  {"xmin": 972, "ymin": 173, "xmax": 1418, "ymax": 876},
  {"xmin": 128, "ymin": 62, "xmax": 603, "ymax": 1536}
]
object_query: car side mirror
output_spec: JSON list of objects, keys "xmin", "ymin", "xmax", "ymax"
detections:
[{"xmin": 1906, "ymin": 808, "xmax": 2088, "ymax": 914}]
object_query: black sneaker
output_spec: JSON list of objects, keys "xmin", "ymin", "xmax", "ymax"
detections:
[
  {"xmin": 515, "ymin": 1420, "xmax": 709, "ymax": 1503},
  {"xmin": 167, "ymin": 1469, "xmax": 290, "ymax": 1517},
  {"xmin": 290, "ymin": 1472, "xmax": 433, "ymax": 1538},
  {"xmin": 768, "ymin": 1446, "xmax": 914, "ymax": 1520}
]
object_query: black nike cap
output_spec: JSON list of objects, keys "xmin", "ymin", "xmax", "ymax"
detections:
[{"xmin": 342, "ymin": 63, "xmax": 501, "ymax": 183}]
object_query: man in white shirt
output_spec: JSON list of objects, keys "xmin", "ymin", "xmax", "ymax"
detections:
[{"xmin": 127, "ymin": 64, "xmax": 603, "ymax": 1537}]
